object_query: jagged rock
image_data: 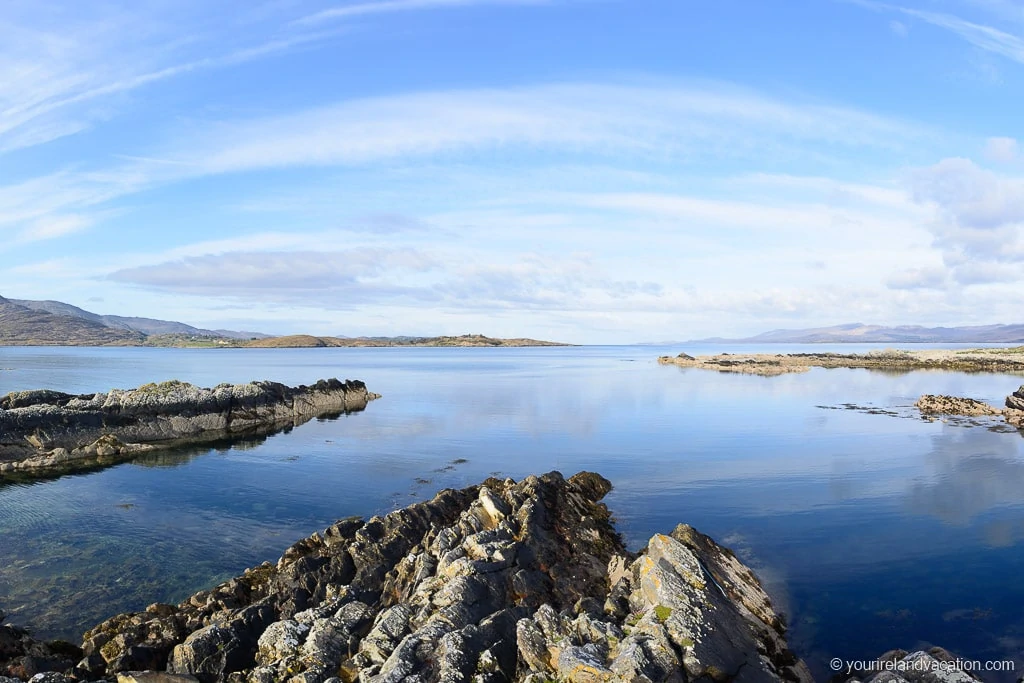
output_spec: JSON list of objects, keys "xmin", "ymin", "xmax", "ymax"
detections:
[
  {"xmin": 168, "ymin": 605, "xmax": 275, "ymax": 683},
  {"xmin": 1006, "ymin": 386, "xmax": 1024, "ymax": 412},
  {"xmin": 56, "ymin": 472, "xmax": 812, "ymax": 683},
  {"xmin": 0, "ymin": 379, "xmax": 378, "ymax": 474}
]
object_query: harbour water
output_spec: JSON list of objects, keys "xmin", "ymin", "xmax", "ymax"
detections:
[{"xmin": 1, "ymin": 344, "xmax": 1022, "ymax": 679}]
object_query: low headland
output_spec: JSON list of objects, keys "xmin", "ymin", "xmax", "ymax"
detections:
[
  {"xmin": 0, "ymin": 378, "xmax": 378, "ymax": 476},
  {"xmin": 659, "ymin": 347, "xmax": 1024, "ymax": 376},
  {"xmin": 0, "ymin": 471, "xmax": 968, "ymax": 683}
]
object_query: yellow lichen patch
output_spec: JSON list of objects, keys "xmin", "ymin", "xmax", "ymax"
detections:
[{"xmin": 566, "ymin": 663, "xmax": 614, "ymax": 683}]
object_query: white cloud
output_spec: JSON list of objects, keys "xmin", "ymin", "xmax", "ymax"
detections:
[
  {"xmin": 19, "ymin": 214, "xmax": 93, "ymax": 242},
  {"xmin": 905, "ymin": 156, "xmax": 1024, "ymax": 286},
  {"xmin": 911, "ymin": 157, "xmax": 1024, "ymax": 231},
  {"xmin": 106, "ymin": 247, "xmax": 665, "ymax": 314},
  {"xmin": 886, "ymin": 266, "xmax": 950, "ymax": 290},
  {"xmin": 889, "ymin": 19, "xmax": 909, "ymax": 36},
  {"xmin": 984, "ymin": 136, "xmax": 1019, "ymax": 163},
  {"xmin": 109, "ymin": 249, "xmax": 439, "ymax": 297}
]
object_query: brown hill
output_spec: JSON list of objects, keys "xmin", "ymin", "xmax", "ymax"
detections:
[
  {"xmin": 244, "ymin": 335, "xmax": 347, "ymax": 348},
  {"xmin": 0, "ymin": 296, "xmax": 145, "ymax": 346}
]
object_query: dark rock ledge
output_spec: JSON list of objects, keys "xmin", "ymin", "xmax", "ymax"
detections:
[
  {"xmin": 0, "ymin": 379, "xmax": 379, "ymax": 476},
  {"xmin": 0, "ymin": 473, "xmax": 982, "ymax": 683}
]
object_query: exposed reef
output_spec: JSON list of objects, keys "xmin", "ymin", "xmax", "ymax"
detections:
[
  {"xmin": 0, "ymin": 379, "xmax": 379, "ymax": 476},
  {"xmin": 659, "ymin": 348, "xmax": 1024, "ymax": 376}
]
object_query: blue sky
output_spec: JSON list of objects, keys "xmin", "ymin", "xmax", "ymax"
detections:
[{"xmin": 4, "ymin": 0, "xmax": 1024, "ymax": 343}]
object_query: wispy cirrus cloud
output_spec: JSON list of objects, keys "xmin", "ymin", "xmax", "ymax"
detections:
[
  {"xmin": 847, "ymin": 0, "xmax": 1024, "ymax": 63},
  {"xmin": 159, "ymin": 81, "xmax": 936, "ymax": 176},
  {"xmin": 0, "ymin": 3, "xmax": 342, "ymax": 156},
  {"xmin": 0, "ymin": 80, "xmax": 936, "ymax": 245},
  {"xmin": 294, "ymin": 0, "xmax": 554, "ymax": 26}
]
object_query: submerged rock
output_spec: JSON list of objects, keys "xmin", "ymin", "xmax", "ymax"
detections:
[
  {"xmin": 46, "ymin": 472, "xmax": 812, "ymax": 683},
  {"xmin": 0, "ymin": 379, "xmax": 379, "ymax": 475}
]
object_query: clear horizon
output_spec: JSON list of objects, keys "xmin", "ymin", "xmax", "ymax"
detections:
[{"xmin": 4, "ymin": 0, "xmax": 1024, "ymax": 344}]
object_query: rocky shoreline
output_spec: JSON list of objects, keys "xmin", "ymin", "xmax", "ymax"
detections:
[
  {"xmin": 659, "ymin": 348, "xmax": 1024, "ymax": 376},
  {"xmin": 0, "ymin": 472, "xmax": 982, "ymax": 683},
  {"xmin": 0, "ymin": 379, "xmax": 379, "ymax": 476}
]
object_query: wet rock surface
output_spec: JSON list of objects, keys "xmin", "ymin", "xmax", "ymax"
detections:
[
  {"xmin": 1, "ymin": 472, "xmax": 814, "ymax": 683},
  {"xmin": 0, "ymin": 379, "xmax": 378, "ymax": 475}
]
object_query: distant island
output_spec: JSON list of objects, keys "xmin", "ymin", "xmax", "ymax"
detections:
[
  {"xmin": 677, "ymin": 322, "xmax": 1024, "ymax": 344},
  {"xmin": 0, "ymin": 296, "xmax": 569, "ymax": 347},
  {"xmin": 243, "ymin": 334, "xmax": 570, "ymax": 348}
]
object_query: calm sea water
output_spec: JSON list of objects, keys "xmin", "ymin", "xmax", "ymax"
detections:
[{"xmin": 1, "ymin": 344, "xmax": 1023, "ymax": 680}]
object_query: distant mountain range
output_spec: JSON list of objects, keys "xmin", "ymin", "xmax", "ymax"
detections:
[
  {"xmin": 683, "ymin": 323, "xmax": 1024, "ymax": 344},
  {"xmin": 0, "ymin": 296, "xmax": 147, "ymax": 346},
  {"xmin": 8, "ymin": 298, "xmax": 268, "ymax": 340},
  {"xmin": 0, "ymin": 295, "xmax": 568, "ymax": 347}
]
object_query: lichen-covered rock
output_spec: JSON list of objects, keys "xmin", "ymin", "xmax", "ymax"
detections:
[
  {"xmin": 64, "ymin": 472, "xmax": 811, "ymax": 683},
  {"xmin": 116, "ymin": 673, "xmax": 201, "ymax": 683},
  {"xmin": 0, "ymin": 378, "xmax": 378, "ymax": 475}
]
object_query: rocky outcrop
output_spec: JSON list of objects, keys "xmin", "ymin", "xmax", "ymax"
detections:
[
  {"xmin": 0, "ymin": 379, "xmax": 378, "ymax": 475},
  {"xmin": 914, "ymin": 385, "xmax": 1024, "ymax": 431},
  {"xmin": 914, "ymin": 395, "xmax": 1002, "ymax": 417},
  {"xmin": 2, "ymin": 472, "xmax": 809, "ymax": 683},
  {"xmin": 1003, "ymin": 386, "xmax": 1024, "ymax": 427}
]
